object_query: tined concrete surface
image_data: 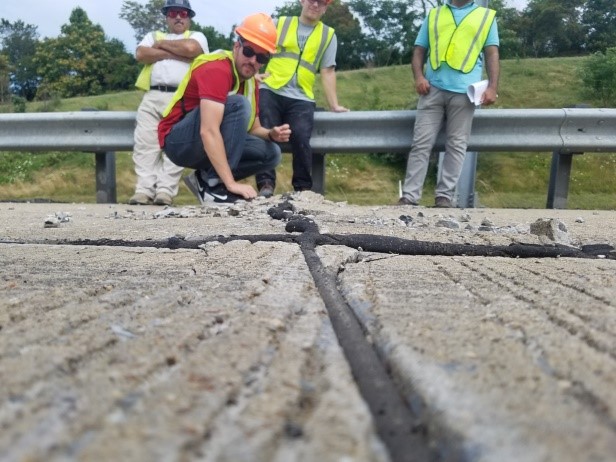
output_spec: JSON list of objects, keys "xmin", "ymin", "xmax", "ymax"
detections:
[
  {"xmin": 0, "ymin": 240, "xmax": 388, "ymax": 462},
  {"xmin": 337, "ymin": 252, "xmax": 616, "ymax": 461},
  {"xmin": 1, "ymin": 196, "xmax": 615, "ymax": 461}
]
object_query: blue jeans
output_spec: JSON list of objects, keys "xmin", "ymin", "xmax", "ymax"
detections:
[
  {"xmin": 164, "ymin": 95, "xmax": 281, "ymax": 183},
  {"xmin": 255, "ymin": 89, "xmax": 316, "ymax": 191}
]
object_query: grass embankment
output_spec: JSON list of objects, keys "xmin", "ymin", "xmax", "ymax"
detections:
[{"xmin": 1, "ymin": 56, "xmax": 615, "ymax": 208}]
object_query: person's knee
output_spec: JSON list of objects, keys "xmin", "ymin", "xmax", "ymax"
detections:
[{"xmin": 226, "ymin": 95, "xmax": 251, "ymax": 122}]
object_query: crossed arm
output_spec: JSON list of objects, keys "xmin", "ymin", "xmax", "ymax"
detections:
[{"xmin": 136, "ymin": 37, "xmax": 203, "ymax": 64}]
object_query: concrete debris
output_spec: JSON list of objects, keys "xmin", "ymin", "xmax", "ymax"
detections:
[
  {"xmin": 399, "ymin": 215, "xmax": 413, "ymax": 225},
  {"xmin": 530, "ymin": 218, "xmax": 571, "ymax": 245},
  {"xmin": 153, "ymin": 207, "xmax": 201, "ymax": 219},
  {"xmin": 90, "ymin": 193, "xmax": 603, "ymax": 250},
  {"xmin": 110, "ymin": 324, "xmax": 137, "ymax": 339},
  {"xmin": 43, "ymin": 211, "xmax": 72, "ymax": 228},
  {"xmin": 436, "ymin": 218, "xmax": 461, "ymax": 230}
]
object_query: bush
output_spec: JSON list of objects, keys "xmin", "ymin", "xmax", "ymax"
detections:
[
  {"xmin": 12, "ymin": 96, "xmax": 26, "ymax": 113},
  {"xmin": 580, "ymin": 47, "xmax": 616, "ymax": 106}
]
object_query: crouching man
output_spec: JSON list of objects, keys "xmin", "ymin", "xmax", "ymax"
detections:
[{"xmin": 158, "ymin": 13, "xmax": 291, "ymax": 204}]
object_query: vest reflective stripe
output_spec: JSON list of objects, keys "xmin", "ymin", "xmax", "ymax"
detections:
[
  {"xmin": 162, "ymin": 50, "xmax": 257, "ymax": 130},
  {"xmin": 134, "ymin": 30, "xmax": 191, "ymax": 91},
  {"xmin": 428, "ymin": 6, "xmax": 495, "ymax": 74},
  {"xmin": 263, "ymin": 16, "xmax": 334, "ymax": 100}
]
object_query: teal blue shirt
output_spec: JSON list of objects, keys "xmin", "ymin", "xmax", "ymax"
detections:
[{"xmin": 415, "ymin": 1, "xmax": 499, "ymax": 93}]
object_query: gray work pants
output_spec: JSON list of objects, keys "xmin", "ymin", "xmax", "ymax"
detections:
[{"xmin": 402, "ymin": 87, "xmax": 475, "ymax": 203}]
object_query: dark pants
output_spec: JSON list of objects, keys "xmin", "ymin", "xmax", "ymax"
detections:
[
  {"xmin": 256, "ymin": 89, "xmax": 315, "ymax": 191},
  {"xmin": 164, "ymin": 95, "xmax": 281, "ymax": 183}
]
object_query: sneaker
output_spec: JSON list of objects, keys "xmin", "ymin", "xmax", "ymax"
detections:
[
  {"xmin": 435, "ymin": 196, "xmax": 453, "ymax": 208},
  {"xmin": 128, "ymin": 193, "xmax": 153, "ymax": 205},
  {"xmin": 183, "ymin": 172, "xmax": 244, "ymax": 204},
  {"xmin": 153, "ymin": 192, "xmax": 173, "ymax": 206},
  {"xmin": 397, "ymin": 196, "xmax": 418, "ymax": 206},
  {"xmin": 258, "ymin": 182, "xmax": 275, "ymax": 198}
]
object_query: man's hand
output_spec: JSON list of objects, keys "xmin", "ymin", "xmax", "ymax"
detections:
[
  {"xmin": 480, "ymin": 87, "xmax": 498, "ymax": 106},
  {"xmin": 415, "ymin": 76, "xmax": 431, "ymax": 95},
  {"xmin": 226, "ymin": 182, "xmax": 257, "ymax": 200},
  {"xmin": 330, "ymin": 104, "xmax": 349, "ymax": 112},
  {"xmin": 268, "ymin": 124, "xmax": 291, "ymax": 143},
  {"xmin": 255, "ymin": 72, "xmax": 270, "ymax": 83}
]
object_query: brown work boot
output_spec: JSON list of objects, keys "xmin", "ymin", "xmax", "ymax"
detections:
[
  {"xmin": 434, "ymin": 196, "xmax": 453, "ymax": 208},
  {"xmin": 397, "ymin": 196, "xmax": 418, "ymax": 206}
]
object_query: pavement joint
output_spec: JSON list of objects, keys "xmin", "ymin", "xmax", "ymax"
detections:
[{"xmin": 2, "ymin": 200, "xmax": 615, "ymax": 461}]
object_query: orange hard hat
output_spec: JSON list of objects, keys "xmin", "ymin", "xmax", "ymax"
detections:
[{"xmin": 235, "ymin": 13, "xmax": 277, "ymax": 54}]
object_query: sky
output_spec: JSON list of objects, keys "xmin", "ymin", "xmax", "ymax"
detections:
[{"xmin": 1, "ymin": 0, "xmax": 528, "ymax": 52}]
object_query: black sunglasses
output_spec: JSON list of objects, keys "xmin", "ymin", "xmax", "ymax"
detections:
[{"xmin": 239, "ymin": 38, "xmax": 271, "ymax": 65}]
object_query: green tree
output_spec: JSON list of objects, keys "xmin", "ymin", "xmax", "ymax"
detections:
[
  {"xmin": 0, "ymin": 19, "xmax": 40, "ymax": 100},
  {"xmin": 326, "ymin": 0, "xmax": 368, "ymax": 70},
  {"xmin": 486, "ymin": 0, "xmax": 526, "ymax": 59},
  {"xmin": 582, "ymin": 0, "xmax": 616, "ymax": 53},
  {"xmin": 521, "ymin": 0, "xmax": 586, "ymax": 57},
  {"xmin": 0, "ymin": 54, "xmax": 10, "ymax": 104},
  {"xmin": 348, "ymin": 0, "xmax": 418, "ymax": 67},
  {"xmin": 35, "ymin": 8, "xmax": 135, "ymax": 98},
  {"xmin": 580, "ymin": 47, "xmax": 616, "ymax": 106},
  {"xmin": 190, "ymin": 24, "xmax": 233, "ymax": 51},
  {"xmin": 104, "ymin": 38, "xmax": 139, "ymax": 91}
]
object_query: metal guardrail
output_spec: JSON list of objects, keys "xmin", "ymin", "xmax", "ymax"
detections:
[{"xmin": 1, "ymin": 109, "xmax": 616, "ymax": 207}]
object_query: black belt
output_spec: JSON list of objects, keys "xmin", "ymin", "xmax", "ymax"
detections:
[{"xmin": 150, "ymin": 85, "xmax": 177, "ymax": 92}]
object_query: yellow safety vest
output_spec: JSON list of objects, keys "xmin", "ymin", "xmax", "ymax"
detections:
[
  {"xmin": 428, "ymin": 6, "xmax": 496, "ymax": 74},
  {"xmin": 263, "ymin": 16, "xmax": 335, "ymax": 100},
  {"xmin": 162, "ymin": 50, "xmax": 257, "ymax": 130},
  {"xmin": 134, "ymin": 30, "xmax": 191, "ymax": 91}
]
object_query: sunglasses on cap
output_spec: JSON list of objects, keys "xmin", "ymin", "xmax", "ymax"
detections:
[
  {"xmin": 167, "ymin": 9, "xmax": 189, "ymax": 19},
  {"xmin": 239, "ymin": 38, "xmax": 271, "ymax": 65}
]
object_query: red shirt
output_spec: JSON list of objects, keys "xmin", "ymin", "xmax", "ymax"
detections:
[{"xmin": 158, "ymin": 58, "xmax": 260, "ymax": 147}]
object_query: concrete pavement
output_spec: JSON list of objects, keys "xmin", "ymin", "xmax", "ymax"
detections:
[{"xmin": 1, "ymin": 194, "xmax": 615, "ymax": 462}]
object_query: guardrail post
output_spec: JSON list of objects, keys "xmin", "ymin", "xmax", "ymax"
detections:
[
  {"xmin": 457, "ymin": 152, "xmax": 478, "ymax": 207},
  {"xmin": 81, "ymin": 108, "xmax": 118, "ymax": 204},
  {"xmin": 95, "ymin": 151, "xmax": 117, "ymax": 203},
  {"xmin": 312, "ymin": 152, "xmax": 326, "ymax": 195},
  {"xmin": 546, "ymin": 151, "xmax": 579, "ymax": 209},
  {"xmin": 438, "ymin": 151, "xmax": 477, "ymax": 208}
]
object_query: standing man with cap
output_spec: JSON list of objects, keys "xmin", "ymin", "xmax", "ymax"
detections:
[
  {"xmin": 129, "ymin": 0, "xmax": 208, "ymax": 206},
  {"xmin": 254, "ymin": 0, "xmax": 348, "ymax": 198},
  {"xmin": 398, "ymin": 0, "xmax": 499, "ymax": 208},
  {"xmin": 158, "ymin": 13, "xmax": 291, "ymax": 205}
]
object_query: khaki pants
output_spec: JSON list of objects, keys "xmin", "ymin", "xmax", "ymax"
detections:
[{"xmin": 133, "ymin": 90, "xmax": 184, "ymax": 198}]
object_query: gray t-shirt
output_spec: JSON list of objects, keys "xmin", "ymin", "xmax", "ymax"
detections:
[{"xmin": 262, "ymin": 20, "xmax": 337, "ymax": 102}]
